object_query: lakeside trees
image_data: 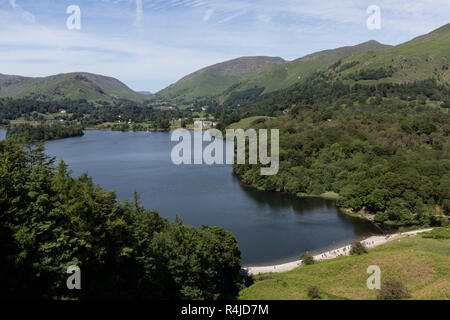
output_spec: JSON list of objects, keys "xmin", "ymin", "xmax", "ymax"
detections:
[
  {"xmin": 230, "ymin": 78, "xmax": 450, "ymax": 227},
  {"xmin": 0, "ymin": 98, "xmax": 191, "ymax": 133},
  {"xmin": 6, "ymin": 122, "xmax": 84, "ymax": 142},
  {"xmin": 0, "ymin": 140, "xmax": 242, "ymax": 299}
]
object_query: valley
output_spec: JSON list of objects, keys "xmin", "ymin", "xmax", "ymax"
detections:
[{"xmin": 1, "ymin": 21, "xmax": 449, "ymax": 301}]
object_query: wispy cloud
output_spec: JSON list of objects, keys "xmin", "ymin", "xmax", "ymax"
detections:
[
  {"xmin": 134, "ymin": 0, "xmax": 143, "ymax": 25},
  {"xmin": 203, "ymin": 8, "xmax": 215, "ymax": 21},
  {"xmin": 9, "ymin": 0, "xmax": 35, "ymax": 22},
  {"xmin": 1, "ymin": 0, "xmax": 449, "ymax": 91}
]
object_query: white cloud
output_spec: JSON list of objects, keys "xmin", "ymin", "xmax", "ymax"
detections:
[
  {"xmin": 0, "ymin": 17, "xmax": 231, "ymax": 90},
  {"xmin": 1, "ymin": 0, "xmax": 449, "ymax": 91},
  {"xmin": 9, "ymin": 0, "xmax": 35, "ymax": 23}
]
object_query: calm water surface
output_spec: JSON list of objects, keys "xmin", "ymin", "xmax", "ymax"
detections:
[{"xmin": 0, "ymin": 130, "xmax": 379, "ymax": 265}]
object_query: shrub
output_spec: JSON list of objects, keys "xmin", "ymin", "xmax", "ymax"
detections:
[
  {"xmin": 377, "ymin": 280, "xmax": 411, "ymax": 300},
  {"xmin": 422, "ymin": 227, "xmax": 450, "ymax": 239},
  {"xmin": 350, "ymin": 241, "xmax": 368, "ymax": 255},
  {"xmin": 307, "ymin": 285, "xmax": 321, "ymax": 299},
  {"xmin": 301, "ymin": 253, "xmax": 315, "ymax": 265}
]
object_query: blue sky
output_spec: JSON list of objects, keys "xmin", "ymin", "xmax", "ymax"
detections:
[{"xmin": 1, "ymin": 0, "xmax": 449, "ymax": 92}]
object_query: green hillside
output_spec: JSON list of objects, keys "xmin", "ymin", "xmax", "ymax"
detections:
[
  {"xmin": 240, "ymin": 230, "xmax": 450, "ymax": 300},
  {"xmin": 221, "ymin": 23, "xmax": 450, "ymax": 229},
  {"xmin": 327, "ymin": 23, "xmax": 450, "ymax": 84},
  {"xmin": 157, "ymin": 56, "xmax": 286, "ymax": 102},
  {"xmin": 0, "ymin": 72, "xmax": 146, "ymax": 103},
  {"xmin": 219, "ymin": 40, "xmax": 392, "ymax": 104}
]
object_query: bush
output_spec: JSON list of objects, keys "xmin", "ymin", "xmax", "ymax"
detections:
[
  {"xmin": 377, "ymin": 280, "xmax": 411, "ymax": 300},
  {"xmin": 307, "ymin": 286, "xmax": 321, "ymax": 299},
  {"xmin": 301, "ymin": 253, "xmax": 315, "ymax": 265},
  {"xmin": 422, "ymin": 227, "xmax": 450, "ymax": 239},
  {"xmin": 350, "ymin": 241, "xmax": 368, "ymax": 255}
]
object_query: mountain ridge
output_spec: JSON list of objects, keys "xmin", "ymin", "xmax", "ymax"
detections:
[
  {"xmin": 325, "ymin": 23, "xmax": 450, "ymax": 84},
  {"xmin": 0, "ymin": 72, "xmax": 146, "ymax": 103},
  {"xmin": 1, "ymin": 23, "xmax": 448, "ymax": 105},
  {"xmin": 216, "ymin": 40, "xmax": 392, "ymax": 105},
  {"xmin": 157, "ymin": 56, "xmax": 287, "ymax": 101}
]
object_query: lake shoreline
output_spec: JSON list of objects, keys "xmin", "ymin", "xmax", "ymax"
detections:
[
  {"xmin": 3, "ymin": 129, "xmax": 385, "ymax": 265},
  {"xmin": 241, "ymin": 228, "xmax": 433, "ymax": 275},
  {"xmin": 241, "ymin": 232, "xmax": 375, "ymax": 268},
  {"xmin": 237, "ymin": 179, "xmax": 341, "ymax": 201}
]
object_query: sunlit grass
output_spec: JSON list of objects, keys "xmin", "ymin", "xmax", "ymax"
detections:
[{"xmin": 239, "ymin": 235, "xmax": 450, "ymax": 300}]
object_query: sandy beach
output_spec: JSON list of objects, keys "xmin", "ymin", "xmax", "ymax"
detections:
[{"xmin": 241, "ymin": 228, "xmax": 433, "ymax": 276}]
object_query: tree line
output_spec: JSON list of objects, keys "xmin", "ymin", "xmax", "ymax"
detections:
[
  {"xmin": 6, "ymin": 122, "xmax": 84, "ymax": 142},
  {"xmin": 0, "ymin": 141, "xmax": 242, "ymax": 299},
  {"xmin": 0, "ymin": 98, "xmax": 194, "ymax": 132},
  {"xmin": 230, "ymin": 77, "xmax": 450, "ymax": 227}
]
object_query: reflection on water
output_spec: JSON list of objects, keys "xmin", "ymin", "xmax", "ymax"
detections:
[{"xmin": 4, "ymin": 129, "xmax": 380, "ymax": 264}]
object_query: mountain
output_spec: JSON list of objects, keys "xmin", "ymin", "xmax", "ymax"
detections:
[
  {"xmin": 226, "ymin": 24, "xmax": 450, "ymax": 233},
  {"xmin": 138, "ymin": 91, "xmax": 153, "ymax": 95},
  {"xmin": 218, "ymin": 40, "xmax": 392, "ymax": 104},
  {"xmin": 326, "ymin": 23, "xmax": 450, "ymax": 84},
  {"xmin": 0, "ymin": 72, "xmax": 146, "ymax": 103},
  {"xmin": 157, "ymin": 56, "xmax": 287, "ymax": 101}
]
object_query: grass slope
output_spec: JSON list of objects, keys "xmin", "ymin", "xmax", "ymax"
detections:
[
  {"xmin": 227, "ymin": 116, "xmax": 275, "ymax": 130},
  {"xmin": 0, "ymin": 72, "xmax": 145, "ymax": 103},
  {"xmin": 219, "ymin": 40, "xmax": 391, "ymax": 102},
  {"xmin": 239, "ymin": 233, "xmax": 450, "ymax": 300},
  {"xmin": 328, "ymin": 23, "xmax": 450, "ymax": 84},
  {"xmin": 157, "ymin": 56, "xmax": 286, "ymax": 101}
]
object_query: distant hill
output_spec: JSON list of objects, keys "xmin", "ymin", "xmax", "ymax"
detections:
[
  {"xmin": 157, "ymin": 56, "xmax": 286, "ymax": 101},
  {"xmin": 0, "ymin": 72, "xmax": 146, "ymax": 103},
  {"xmin": 327, "ymin": 23, "xmax": 450, "ymax": 84},
  {"xmin": 218, "ymin": 40, "xmax": 392, "ymax": 104},
  {"xmin": 138, "ymin": 91, "xmax": 153, "ymax": 95}
]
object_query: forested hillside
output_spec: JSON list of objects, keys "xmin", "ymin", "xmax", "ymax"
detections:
[
  {"xmin": 0, "ymin": 141, "xmax": 242, "ymax": 299},
  {"xmin": 229, "ymin": 76, "xmax": 450, "ymax": 227},
  {"xmin": 215, "ymin": 24, "xmax": 450, "ymax": 227}
]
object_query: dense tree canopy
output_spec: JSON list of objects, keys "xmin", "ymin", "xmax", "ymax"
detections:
[
  {"xmin": 6, "ymin": 122, "xmax": 84, "ymax": 142},
  {"xmin": 0, "ymin": 141, "xmax": 242, "ymax": 300},
  {"xmin": 0, "ymin": 98, "xmax": 190, "ymax": 132},
  {"xmin": 230, "ymin": 78, "xmax": 450, "ymax": 227}
]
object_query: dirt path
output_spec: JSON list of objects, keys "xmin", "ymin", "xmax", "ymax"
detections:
[{"xmin": 241, "ymin": 228, "xmax": 433, "ymax": 276}]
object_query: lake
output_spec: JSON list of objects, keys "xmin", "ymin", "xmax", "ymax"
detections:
[{"xmin": 0, "ymin": 129, "xmax": 379, "ymax": 265}]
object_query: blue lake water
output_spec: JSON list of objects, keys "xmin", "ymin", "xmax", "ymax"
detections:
[{"xmin": 0, "ymin": 130, "xmax": 379, "ymax": 265}]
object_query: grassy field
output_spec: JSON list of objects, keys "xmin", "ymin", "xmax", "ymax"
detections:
[
  {"xmin": 227, "ymin": 116, "xmax": 275, "ymax": 130},
  {"xmin": 239, "ymin": 231, "xmax": 450, "ymax": 300}
]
